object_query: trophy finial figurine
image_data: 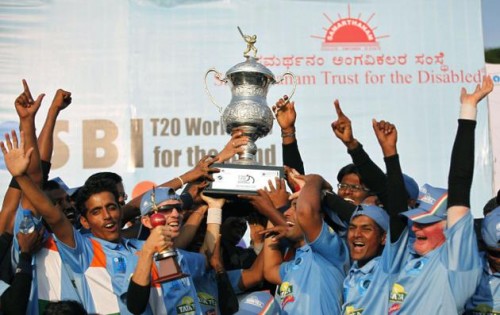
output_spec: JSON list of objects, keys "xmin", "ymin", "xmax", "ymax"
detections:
[{"xmin": 238, "ymin": 26, "xmax": 258, "ymax": 58}]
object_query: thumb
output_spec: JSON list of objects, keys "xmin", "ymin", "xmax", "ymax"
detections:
[
  {"xmin": 34, "ymin": 93, "xmax": 45, "ymax": 107},
  {"xmin": 25, "ymin": 147, "xmax": 34, "ymax": 160}
]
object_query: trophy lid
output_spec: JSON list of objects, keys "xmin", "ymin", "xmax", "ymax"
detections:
[{"xmin": 225, "ymin": 57, "xmax": 276, "ymax": 83}]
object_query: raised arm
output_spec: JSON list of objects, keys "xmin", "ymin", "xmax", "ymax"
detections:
[
  {"xmin": 0, "ymin": 131, "xmax": 75, "ymax": 247},
  {"xmin": 15, "ymin": 80, "xmax": 45, "ymax": 189},
  {"xmin": 261, "ymin": 219, "xmax": 284, "ymax": 285},
  {"xmin": 295, "ymin": 174, "xmax": 325, "ymax": 242},
  {"xmin": 331, "ymin": 100, "xmax": 388, "ymax": 204},
  {"xmin": 127, "ymin": 224, "xmax": 172, "ymax": 314},
  {"xmin": 37, "ymin": 88, "xmax": 71, "ymax": 162},
  {"xmin": 273, "ymin": 95, "xmax": 305, "ymax": 175},
  {"xmin": 447, "ymin": 76, "xmax": 493, "ymax": 227},
  {"xmin": 121, "ymin": 155, "xmax": 218, "ymax": 223},
  {"xmin": 372, "ymin": 119, "xmax": 408, "ymax": 240},
  {"xmin": 214, "ymin": 129, "xmax": 249, "ymax": 163}
]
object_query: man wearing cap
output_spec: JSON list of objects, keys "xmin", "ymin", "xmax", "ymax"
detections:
[
  {"xmin": 464, "ymin": 206, "xmax": 500, "ymax": 314},
  {"xmin": 341, "ymin": 119, "xmax": 412, "ymax": 315},
  {"xmin": 386, "ymin": 76, "xmax": 493, "ymax": 314},
  {"xmin": 244, "ymin": 174, "xmax": 348, "ymax": 315},
  {"xmin": 127, "ymin": 187, "xmax": 207, "ymax": 315}
]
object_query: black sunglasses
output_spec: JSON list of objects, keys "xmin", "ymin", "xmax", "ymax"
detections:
[{"xmin": 149, "ymin": 204, "xmax": 181, "ymax": 215}]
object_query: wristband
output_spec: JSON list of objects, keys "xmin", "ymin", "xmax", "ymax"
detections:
[
  {"xmin": 460, "ymin": 103, "xmax": 477, "ymax": 120},
  {"xmin": 207, "ymin": 208, "xmax": 222, "ymax": 224},
  {"xmin": 281, "ymin": 132, "xmax": 295, "ymax": 138},
  {"xmin": 177, "ymin": 176, "xmax": 185, "ymax": 186}
]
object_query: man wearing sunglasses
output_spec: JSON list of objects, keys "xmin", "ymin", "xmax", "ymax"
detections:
[
  {"xmin": 127, "ymin": 187, "xmax": 207, "ymax": 315},
  {"xmin": 464, "ymin": 206, "xmax": 500, "ymax": 314}
]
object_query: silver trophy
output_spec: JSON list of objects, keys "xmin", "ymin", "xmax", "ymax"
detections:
[{"xmin": 204, "ymin": 27, "xmax": 297, "ymax": 196}]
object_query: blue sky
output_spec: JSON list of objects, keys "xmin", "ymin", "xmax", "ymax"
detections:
[{"xmin": 482, "ymin": 0, "xmax": 500, "ymax": 48}]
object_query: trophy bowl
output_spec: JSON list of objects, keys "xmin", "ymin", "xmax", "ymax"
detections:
[{"xmin": 203, "ymin": 28, "xmax": 296, "ymax": 196}]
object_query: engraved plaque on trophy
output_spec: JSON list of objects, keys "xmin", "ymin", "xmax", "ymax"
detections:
[{"xmin": 203, "ymin": 27, "xmax": 296, "ymax": 196}]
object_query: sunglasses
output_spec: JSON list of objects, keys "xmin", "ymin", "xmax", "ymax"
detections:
[
  {"xmin": 148, "ymin": 204, "xmax": 181, "ymax": 216},
  {"xmin": 337, "ymin": 183, "xmax": 370, "ymax": 192}
]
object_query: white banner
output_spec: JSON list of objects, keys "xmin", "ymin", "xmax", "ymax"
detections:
[{"xmin": 0, "ymin": 0, "xmax": 493, "ymax": 217}]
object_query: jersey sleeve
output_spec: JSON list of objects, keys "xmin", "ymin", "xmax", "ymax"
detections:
[
  {"xmin": 442, "ymin": 212, "xmax": 482, "ymax": 305},
  {"xmin": 307, "ymin": 221, "xmax": 348, "ymax": 267},
  {"xmin": 54, "ymin": 228, "xmax": 94, "ymax": 273}
]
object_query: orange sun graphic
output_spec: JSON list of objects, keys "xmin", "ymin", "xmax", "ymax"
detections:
[{"xmin": 311, "ymin": 4, "xmax": 389, "ymax": 50}]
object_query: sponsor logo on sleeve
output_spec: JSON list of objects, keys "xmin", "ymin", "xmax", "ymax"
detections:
[{"xmin": 279, "ymin": 282, "xmax": 295, "ymax": 309}]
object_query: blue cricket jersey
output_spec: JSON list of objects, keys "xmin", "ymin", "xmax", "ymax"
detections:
[
  {"xmin": 342, "ymin": 228, "xmax": 410, "ymax": 315},
  {"xmin": 277, "ymin": 222, "xmax": 347, "ymax": 315},
  {"xmin": 464, "ymin": 252, "xmax": 500, "ymax": 314},
  {"xmin": 56, "ymin": 229, "xmax": 144, "ymax": 315},
  {"xmin": 388, "ymin": 212, "xmax": 481, "ymax": 314},
  {"xmin": 11, "ymin": 205, "xmax": 82, "ymax": 315},
  {"xmin": 148, "ymin": 249, "xmax": 206, "ymax": 315}
]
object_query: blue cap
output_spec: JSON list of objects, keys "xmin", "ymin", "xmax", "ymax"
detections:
[
  {"xmin": 482, "ymin": 206, "xmax": 500, "ymax": 249},
  {"xmin": 50, "ymin": 177, "xmax": 81, "ymax": 197},
  {"xmin": 403, "ymin": 174, "xmax": 419, "ymax": 200},
  {"xmin": 350, "ymin": 204, "xmax": 389, "ymax": 232},
  {"xmin": 401, "ymin": 184, "xmax": 447, "ymax": 224},
  {"xmin": 140, "ymin": 187, "xmax": 180, "ymax": 216},
  {"xmin": 235, "ymin": 290, "xmax": 280, "ymax": 315}
]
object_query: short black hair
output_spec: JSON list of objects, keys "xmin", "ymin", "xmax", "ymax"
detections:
[
  {"xmin": 43, "ymin": 300, "xmax": 87, "ymax": 315},
  {"xmin": 247, "ymin": 211, "xmax": 267, "ymax": 227},
  {"xmin": 337, "ymin": 163, "xmax": 363, "ymax": 183},
  {"xmin": 76, "ymin": 178, "xmax": 119, "ymax": 216},
  {"xmin": 484, "ymin": 196, "xmax": 499, "ymax": 216},
  {"xmin": 85, "ymin": 172, "xmax": 123, "ymax": 185},
  {"xmin": 43, "ymin": 180, "xmax": 62, "ymax": 192}
]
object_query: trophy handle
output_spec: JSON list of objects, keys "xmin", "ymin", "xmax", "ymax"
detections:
[
  {"xmin": 275, "ymin": 71, "xmax": 297, "ymax": 101},
  {"xmin": 204, "ymin": 68, "xmax": 228, "ymax": 114}
]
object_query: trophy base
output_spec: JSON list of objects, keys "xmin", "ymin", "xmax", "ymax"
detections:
[
  {"xmin": 204, "ymin": 163, "xmax": 284, "ymax": 198},
  {"xmin": 154, "ymin": 256, "xmax": 189, "ymax": 284}
]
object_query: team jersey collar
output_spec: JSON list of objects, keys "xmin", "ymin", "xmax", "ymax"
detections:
[
  {"xmin": 350, "ymin": 255, "xmax": 380, "ymax": 276},
  {"xmin": 92, "ymin": 236, "xmax": 138, "ymax": 251}
]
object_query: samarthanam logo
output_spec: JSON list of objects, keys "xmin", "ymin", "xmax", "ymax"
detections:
[{"xmin": 311, "ymin": 4, "xmax": 389, "ymax": 51}]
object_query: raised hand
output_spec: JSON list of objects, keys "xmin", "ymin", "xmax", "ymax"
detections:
[
  {"xmin": 239, "ymin": 189, "xmax": 276, "ymax": 215},
  {"xmin": 216, "ymin": 129, "xmax": 249, "ymax": 162},
  {"xmin": 259, "ymin": 225, "xmax": 288, "ymax": 242},
  {"xmin": 283, "ymin": 165, "xmax": 302, "ymax": 193},
  {"xmin": 265, "ymin": 178, "xmax": 290, "ymax": 209},
  {"xmin": 50, "ymin": 89, "xmax": 72, "ymax": 111},
  {"xmin": 460, "ymin": 75, "xmax": 494, "ymax": 106},
  {"xmin": 200, "ymin": 193, "xmax": 226, "ymax": 209},
  {"xmin": 15, "ymin": 79, "xmax": 45, "ymax": 120},
  {"xmin": 272, "ymin": 95, "xmax": 296, "ymax": 131},
  {"xmin": 188, "ymin": 155, "xmax": 220, "ymax": 182},
  {"xmin": 372, "ymin": 119, "xmax": 397, "ymax": 157},
  {"xmin": 0, "ymin": 130, "xmax": 33, "ymax": 177},
  {"xmin": 331, "ymin": 99, "xmax": 357, "ymax": 150}
]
